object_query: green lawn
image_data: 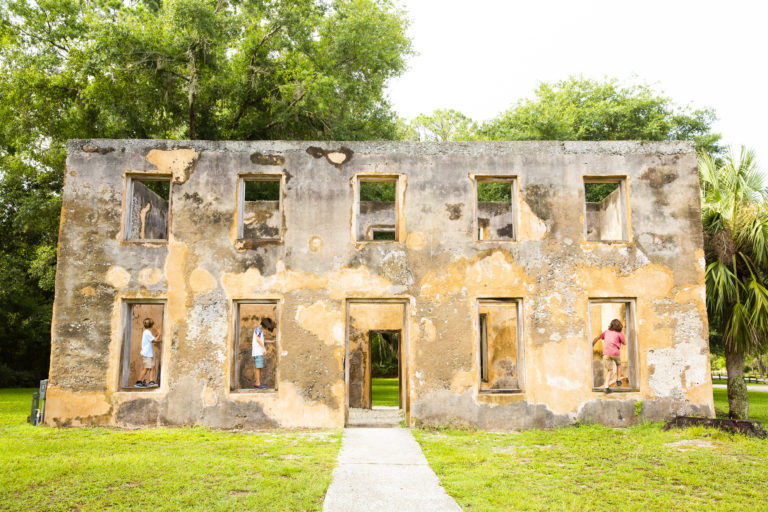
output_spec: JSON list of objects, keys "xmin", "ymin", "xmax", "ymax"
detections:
[
  {"xmin": 713, "ymin": 387, "xmax": 768, "ymax": 423},
  {"xmin": 371, "ymin": 377, "xmax": 399, "ymax": 407},
  {"xmin": 416, "ymin": 423, "xmax": 768, "ymax": 511},
  {"xmin": 712, "ymin": 377, "xmax": 768, "ymax": 387},
  {"xmin": 416, "ymin": 389, "xmax": 768, "ymax": 511},
  {"xmin": 0, "ymin": 389, "xmax": 341, "ymax": 512}
]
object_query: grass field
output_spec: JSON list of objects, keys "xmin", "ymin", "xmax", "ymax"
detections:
[
  {"xmin": 415, "ymin": 390, "xmax": 768, "ymax": 512},
  {"xmin": 713, "ymin": 387, "xmax": 768, "ymax": 423},
  {"xmin": 0, "ymin": 389, "xmax": 341, "ymax": 512},
  {"xmin": 415, "ymin": 423, "xmax": 768, "ymax": 512},
  {"xmin": 371, "ymin": 377, "xmax": 399, "ymax": 407}
]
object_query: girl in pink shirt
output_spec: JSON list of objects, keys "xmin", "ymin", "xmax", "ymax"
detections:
[{"xmin": 591, "ymin": 319, "xmax": 626, "ymax": 393}]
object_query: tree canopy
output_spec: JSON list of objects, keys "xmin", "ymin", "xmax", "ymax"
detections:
[
  {"xmin": 700, "ymin": 147, "xmax": 768, "ymax": 418},
  {"xmin": 0, "ymin": 0, "xmax": 413, "ymax": 385},
  {"xmin": 480, "ymin": 77, "xmax": 721, "ymax": 154}
]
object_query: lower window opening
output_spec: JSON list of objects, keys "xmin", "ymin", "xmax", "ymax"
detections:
[
  {"xmin": 478, "ymin": 300, "xmax": 521, "ymax": 392},
  {"xmin": 233, "ymin": 302, "xmax": 278, "ymax": 391},
  {"xmin": 120, "ymin": 303, "xmax": 164, "ymax": 389},
  {"xmin": 590, "ymin": 300, "xmax": 637, "ymax": 391}
]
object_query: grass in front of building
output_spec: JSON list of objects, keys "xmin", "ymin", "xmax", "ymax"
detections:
[
  {"xmin": 713, "ymin": 387, "xmax": 768, "ymax": 423},
  {"xmin": 415, "ymin": 422, "xmax": 768, "ymax": 512},
  {"xmin": 371, "ymin": 377, "xmax": 399, "ymax": 407},
  {"xmin": 0, "ymin": 388, "xmax": 341, "ymax": 512},
  {"xmin": 416, "ymin": 389, "xmax": 768, "ymax": 511}
]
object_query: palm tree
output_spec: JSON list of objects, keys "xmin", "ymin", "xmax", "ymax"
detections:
[{"xmin": 700, "ymin": 146, "xmax": 768, "ymax": 419}]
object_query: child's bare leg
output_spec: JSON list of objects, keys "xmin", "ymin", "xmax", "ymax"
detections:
[
  {"xmin": 138, "ymin": 368, "xmax": 149, "ymax": 382},
  {"xmin": 602, "ymin": 363, "xmax": 615, "ymax": 388},
  {"xmin": 255, "ymin": 368, "xmax": 261, "ymax": 387}
]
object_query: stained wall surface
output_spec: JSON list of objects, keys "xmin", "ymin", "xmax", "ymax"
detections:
[{"xmin": 46, "ymin": 140, "xmax": 713, "ymax": 429}]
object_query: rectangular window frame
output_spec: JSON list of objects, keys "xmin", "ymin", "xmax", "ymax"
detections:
[
  {"xmin": 118, "ymin": 299, "xmax": 166, "ymax": 391},
  {"xmin": 355, "ymin": 175, "xmax": 402, "ymax": 244},
  {"xmin": 473, "ymin": 176, "xmax": 518, "ymax": 242},
  {"xmin": 477, "ymin": 298, "xmax": 524, "ymax": 394},
  {"xmin": 237, "ymin": 174, "xmax": 284, "ymax": 243},
  {"xmin": 231, "ymin": 299, "xmax": 281, "ymax": 393},
  {"xmin": 588, "ymin": 298, "xmax": 639, "ymax": 392},
  {"xmin": 583, "ymin": 176, "xmax": 630, "ymax": 243},
  {"xmin": 123, "ymin": 174, "xmax": 172, "ymax": 243}
]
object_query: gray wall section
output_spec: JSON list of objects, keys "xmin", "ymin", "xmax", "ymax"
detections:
[{"xmin": 48, "ymin": 140, "xmax": 712, "ymax": 429}]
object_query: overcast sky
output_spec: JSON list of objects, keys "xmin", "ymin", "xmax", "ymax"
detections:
[{"xmin": 386, "ymin": 0, "xmax": 768, "ymax": 166}]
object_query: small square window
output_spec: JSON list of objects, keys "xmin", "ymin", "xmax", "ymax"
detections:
[
  {"xmin": 357, "ymin": 178, "xmax": 398, "ymax": 242},
  {"xmin": 125, "ymin": 177, "xmax": 170, "ymax": 241},
  {"xmin": 238, "ymin": 177, "xmax": 282, "ymax": 241},
  {"xmin": 475, "ymin": 178, "xmax": 516, "ymax": 241},
  {"xmin": 120, "ymin": 302, "xmax": 164, "ymax": 389},
  {"xmin": 584, "ymin": 178, "xmax": 628, "ymax": 242},
  {"xmin": 589, "ymin": 299, "xmax": 638, "ymax": 391},
  {"xmin": 478, "ymin": 299, "xmax": 522, "ymax": 392},
  {"xmin": 232, "ymin": 301, "xmax": 279, "ymax": 391}
]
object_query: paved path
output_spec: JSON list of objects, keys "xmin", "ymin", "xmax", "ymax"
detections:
[
  {"xmin": 713, "ymin": 383, "xmax": 768, "ymax": 392},
  {"xmin": 323, "ymin": 428, "xmax": 462, "ymax": 512}
]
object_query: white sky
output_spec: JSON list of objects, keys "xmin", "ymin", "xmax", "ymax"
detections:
[{"xmin": 387, "ymin": 0, "xmax": 768, "ymax": 167}]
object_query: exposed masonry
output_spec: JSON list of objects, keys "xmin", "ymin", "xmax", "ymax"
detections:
[{"xmin": 46, "ymin": 139, "xmax": 714, "ymax": 429}]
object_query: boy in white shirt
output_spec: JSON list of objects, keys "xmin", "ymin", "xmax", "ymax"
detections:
[
  {"xmin": 136, "ymin": 318, "xmax": 162, "ymax": 388},
  {"xmin": 253, "ymin": 317, "xmax": 275, "ymax": 389}
]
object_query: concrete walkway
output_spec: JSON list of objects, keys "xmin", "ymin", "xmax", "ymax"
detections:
[
  {"xmin": 713, "ymin": 383, "xmax": 768, "ymax": 392},
  {"xmin": 323, "ymin": 428, "xmax": 462, "ymax": 512}
]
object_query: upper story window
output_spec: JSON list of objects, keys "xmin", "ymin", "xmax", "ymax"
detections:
[
  {"xmin": 356, "ymin": 177, "xmax": 400, "ymax": 242},
  {"xmin": 238, "ymin": 176, "xmax": 282, "ymax": 242},
  {"xmin": 584, "ymin": 178, "xmax": 629, "ymax": 242},
  {"xmin": 124, "ymin": 176, "xmax": 171, "ymax": 241},
  {"xmin": 475, "ymin": 177, "xmax": 517, "ymax": 241}
]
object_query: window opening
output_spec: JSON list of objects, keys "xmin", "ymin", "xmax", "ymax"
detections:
[
  {"xmin": 476, "ymin": 178, "xmax": 515, "ymax": 241},
  {"xmin": 233, "ymin": 302, "xmax": 278, "ymax": 391},
  {"xmin": 589, "ymin": 299, "xmax": 637, "ymax": 391},
  {"xmin": 239, "ymin": 177, "xmax": 282, "ymax": 240},
  {"xmin": 584, "ymin": 179, "xmax": 627, "ymax": 242},
  {"xmin": 120, "ymin": 303, "xmax": 164, "ymax": 389},
  {"xmin": 126, "ymin": 177, "xmax": 170, "ymax": 240},
  {"xmin": 358, "ymin": 179, "xmax": 397, "ymax": 242},
  {"xmin": 478, "ymin": 300, "xmax": 521, "ymax": 392},
  {"xmin": 479, "ymin": 313, "xmax": 489, "ymax": 382}
]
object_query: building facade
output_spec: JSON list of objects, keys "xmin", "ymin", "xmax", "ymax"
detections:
[{"xmin": 46, "ymin": 139, "xmax": 714, "ymax": 429}]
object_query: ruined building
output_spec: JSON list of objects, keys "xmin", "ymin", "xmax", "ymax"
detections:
[{"xmin": 46, "ymin": 139, "xmax": 714, "ymax": 429}]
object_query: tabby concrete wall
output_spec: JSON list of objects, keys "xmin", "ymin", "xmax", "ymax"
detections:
[{"xmin": 46, "ymin": 139, "xmax": 713, "ymax": 429}]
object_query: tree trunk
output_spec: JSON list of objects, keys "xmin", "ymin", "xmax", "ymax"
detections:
[
  {"xmin": 187, "ymin": 48, "xmax": 197, "ymax": 140},
  {"xmin": 725, "ymin": 346, "xmax": 749, "ymax": 419}
]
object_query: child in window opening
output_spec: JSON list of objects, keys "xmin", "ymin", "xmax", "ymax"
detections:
[
  {"xmin": 135, "ymin": 318, "xmax": 162, "ymax": 388},
  {"xmin": 253, "ymin": 317, "xmax": 276, "ymax": 389},
  {"xmin": 592, "ymin": 318, "xmax": 626, "ymax": 394}
]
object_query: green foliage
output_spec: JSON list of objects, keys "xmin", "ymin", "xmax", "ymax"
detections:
[
  {"xmin": 400, "ymin": 109, "xmax": 480, "ymax": 142},
  {"xmin": 371, "ymin": 331, "xmax": 398, "ymax": 377},
  {"xmin": 244, "ymin": 180, "xmax": 280, "ymax": 201},
  {"xmin": 360, "ymin": 181, "xmax": 396, "ymax": 202},
  {"xmin": 0, "ymin": 389, "xmax": 342, "ymax": 509},
  {"xmin": 480, "ymin": 76, "xmax": 722, "ymax": 154},
  {"xmin": 0, "ymin": 0, "xmax": 413, "ymax": 383},
  {"xmin": 634, "ymin": 400, "xmax": 643, "ymax": 416},
  {"xmin": 700, "ymin": 147, "xmax": 768, "ymax": 418},
  {"xmin": 477, "ymin": 181, "xmax": 511, "ymax": 202},
  {"xmin": 141, "ymin": 180, "xmax": 171, "ymax": 201},
  {"xmin": 584, "ymin": 182, "xmax": 619, "ymax": 202}
]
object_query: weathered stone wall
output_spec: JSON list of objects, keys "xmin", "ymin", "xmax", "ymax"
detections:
[{"xmin": 46, "ymin": 140, "xmax": 713, "ymax": 429}]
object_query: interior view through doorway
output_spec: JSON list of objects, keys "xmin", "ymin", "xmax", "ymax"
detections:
[{"xmin": 346, "ymin": 301, "xmax": 407, "ymax": 427}]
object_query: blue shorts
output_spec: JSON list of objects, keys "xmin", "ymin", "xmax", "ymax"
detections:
[{"xmin": 253, "ymin": 355, "xmax": 265, "ymax": 369}]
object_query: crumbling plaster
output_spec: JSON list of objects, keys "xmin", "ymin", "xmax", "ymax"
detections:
[{"xmin": 46, "ymin": 140, "xmax": 713, "ymax": 429}]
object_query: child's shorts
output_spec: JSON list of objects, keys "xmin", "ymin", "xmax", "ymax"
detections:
[
  {"xmin": 142, "ymin": 356, "xmax": 154, "ymax": 369},
  {"xmin": 602, "ymin": 355, "xmax": 620, "ymax": 374},
  {"xmin": 253, "ymin": 356, "xmax": 265, "ymax": 369}
]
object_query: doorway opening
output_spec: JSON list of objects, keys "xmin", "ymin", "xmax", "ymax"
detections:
[
  {"xmin": 369, "ymin": 330, "xmax": 401, "ymax": 408},
  {"xmin": 346, "ymin": 300, "xmax": 407, "ymax": 427}
]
